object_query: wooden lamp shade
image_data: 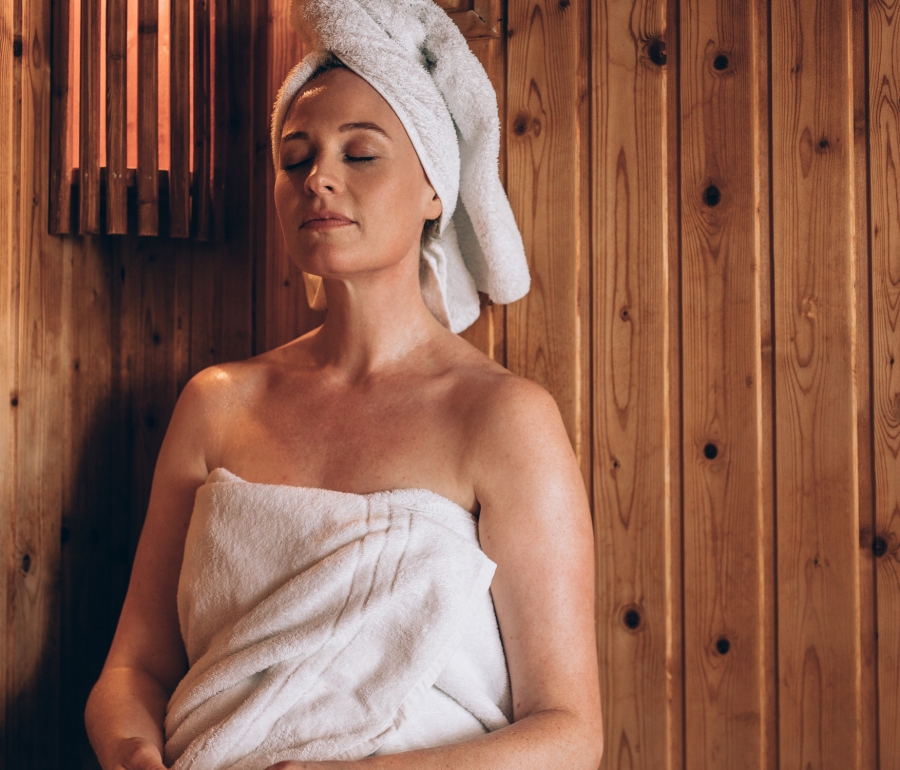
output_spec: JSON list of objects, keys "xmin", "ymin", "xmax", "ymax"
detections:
[{"xmin": 49, "ymin": 0, "xmax": 223, "ymax": 238}]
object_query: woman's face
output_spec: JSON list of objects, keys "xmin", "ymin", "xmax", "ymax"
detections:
[{"xmin": 274, "ymin": 67, "xmax": 442, "ymax": 280}]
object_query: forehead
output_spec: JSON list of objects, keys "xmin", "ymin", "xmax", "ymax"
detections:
[{"xmin": 282, "ymin": 67, "xmax": 402, "ymax": 135}]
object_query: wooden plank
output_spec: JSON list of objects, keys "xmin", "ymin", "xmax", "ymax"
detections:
[
  {"xmin": 106, "ymin": 0, "xmax": 128, "ymax": 234},
  {"xmin": 505, "ymin": 0, "xmax": 590, "ymax": 473},
  {"xmin": 250, "ymin": 0, "xmax": 268, "ymax": 356},
  {"xmin": 48, "ymin": 0, "xmax": 71, "ymax": 234},
  {"xmin": 0, "ymin": 0, "xmax": 17, "ymax": 745},
  {"xmin": 869, "ymin": 0, "xmax": 900, "ymax": 765},
  {"xmin": 752, "ymin": 0, "xmax": 779, "ymax": 763},
  {"xmin": 6, "ymin": 0, "xmax": 65, "ymax": 764},
  {"xmin": 591, "ymin": 1, "xmax": 680, "ymax": 768},
  {"xmin": 169, "ymin": 0, "xmax": 191, "ymax": 237},
  {"xmin": 192, "ymin": 0, "xmax": 211, "ymax": 239},
  {"xmin": 79, "ymin": 0, "xmax": 101, "ymax": 233},
  {"xmin": 211, "ymin": 0, "xmax": 227, "ymax": 240},
  {"xmin": 678, "ymin": 0, "xmax": 771, "ymax": 767},
  {"xmin": 662, "ymin": 0, "xmax": 686, "ymax": 767},
  {"xmin": 137, "ymin": 0, "xmax": 159, "ymax": 235},
  {"xmin": 191, "ymin": 0, "xmax": 253, "ymax": 364},
  {"xmin": 849, "ymin": 0, "xmax": 878, "ymax": 766},
  {"xmin": 218, "ymin": 0, "xmax": 253, "ymax": 358},
  {"xmin": 770, "ymin": 0, "xmax": 862, "ymax": 767}
]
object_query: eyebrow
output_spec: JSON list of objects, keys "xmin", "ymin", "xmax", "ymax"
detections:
[{"xmin": 281, "ymin": 121, "xmax": 391, "ymax": 144}]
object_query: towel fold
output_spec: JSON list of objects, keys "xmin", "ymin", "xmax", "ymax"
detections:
[{"xmin": 163, "ymin": 468, "xmax": 511, "ymax": 770}]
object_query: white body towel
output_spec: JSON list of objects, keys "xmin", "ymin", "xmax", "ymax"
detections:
[{"xmin": 163, "ymin": 468, "xmax": 512, "ymax": 770}]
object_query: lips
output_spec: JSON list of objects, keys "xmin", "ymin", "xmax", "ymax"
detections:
[{"xmin": 300, "ymin": 210, "xmax": 354, "ymax": 229}]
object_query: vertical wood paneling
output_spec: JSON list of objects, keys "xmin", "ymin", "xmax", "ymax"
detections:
[
  {"xmin": 7, "ymin": 0, "xmax": 900, "ymax": 766},
  {"xmin": 106, "ymin": 0, "xmax": 128, "ymax": 235},
  {"xmin": 850, "ymin": 1, "xmax": 879, "ymax": 766},
  {"xmin": 678, "ymin": 0, "xmax": 770, "ymax": 766},
  {"xmin": 591, "ymin": 1, "xmax": 680, "ymax": 769},
  {"xmin": 169, "ymin": 0, "xmax": 192, "ymax": 237},
  {"xmin": 506, "ymin": 0, "xmax": 590, "ymax": 472},
  {"xmin": 211, "ymin": 0, "xmax": 227, "ymax": 240},
  {"xmin": 753, "ymin": 0, "xmax": 779, "ymax": 763},
  {"xmin": 218, "ymin": 0, "xmax": 253, "ymax": 358},
  {"xmin": 137, "ymin": 0, "xmax": 159, "ymax": 235},
  {"xmin": 2, "ymin": 0, "xmax": 64, "ymax": 765},
  {"xmin": 869, "ymin": 0, "xmax": 900, "ymax": 766},
  {"xmin": 48, "ymin": 0, "xmax": 71, "ymax": 234},
  {"xmin": 193, "ymin": 0, "xmax": 212, "ymax": 239},
  {"xmin": 663, "ymin": 0, "xmax": 686, "ymax": 766},
  {"xmin": 770, "ymin": 1, "xmax": 862, "ymax": 767},
  {"xmin": 1, "ymin": 0, "xmax": 261, "ymax": 764},
  {"xmin": 0, "ymin": 0, "xmax": 16, "ymax": 745},
  {"xmin": 79, "ymin": 0, "xmax": 101, "ymax": 233}
]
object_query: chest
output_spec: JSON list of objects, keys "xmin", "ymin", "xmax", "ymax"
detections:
[{"xmin": 215, "ymin": 376, "xmax": 474, "ymax": 502}]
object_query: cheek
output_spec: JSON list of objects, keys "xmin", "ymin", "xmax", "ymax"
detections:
[
  {"xmin": 274, "ymin": 173, "xmax": 299, "ymax": 226},
  {"xmin": 364, "ymin": 174, "xmax": 427, "ymax": 241}
]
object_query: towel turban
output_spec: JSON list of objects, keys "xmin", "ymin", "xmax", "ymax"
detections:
[{"xmin": 271, "ymin": 0, "xmax": 530, "ymax": 333}]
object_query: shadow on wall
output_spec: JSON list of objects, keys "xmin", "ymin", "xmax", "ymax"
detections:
[
  {"xmin": 59, "ymin": 398, "xmax": 128, "ymax": 770},
  {"xmin": 20, "ymin": 228, "xmax": 195, "ymax": 770}
]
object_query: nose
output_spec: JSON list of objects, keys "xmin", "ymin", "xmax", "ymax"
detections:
[{"xmin": 304, "ymin": 155, "xmax": 343, "ymax": 196}]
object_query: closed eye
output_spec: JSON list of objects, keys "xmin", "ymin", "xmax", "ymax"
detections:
[{"xmin": 283, "ymin": 155, "xmax": 375, "ymax": 171}]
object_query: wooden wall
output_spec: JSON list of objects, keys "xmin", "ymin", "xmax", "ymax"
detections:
[
  {"xmin": 3, "ymin": 0, "xmax": 900, "ymax": 768},
  {"xmin": 1, "ymin": 0, "xmax": 266, "ymax": 767}
]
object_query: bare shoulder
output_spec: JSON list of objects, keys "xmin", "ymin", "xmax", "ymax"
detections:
[
  {"xmin": 442, "ymin": 344, "xmax": 578, "ymax": 514},
  {"xmin": 178, "ymin": 356, "xmax": 267, "ymax": 410},
  {"xmin": 163, "ymin": 356, "xmax": 273, "ymax": 473},
  {"xmin": 453, "ymin": 358, "xmax": 571, "ymax": 468}
]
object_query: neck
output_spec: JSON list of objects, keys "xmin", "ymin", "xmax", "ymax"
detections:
[{"xmin": 309, "ymin": 254, "xmax": 445, "ymax": 379}]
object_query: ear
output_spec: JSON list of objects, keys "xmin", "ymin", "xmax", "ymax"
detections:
[{"xmin": 425, "ymin": 189, "xmax": 443, "ymax": 222}]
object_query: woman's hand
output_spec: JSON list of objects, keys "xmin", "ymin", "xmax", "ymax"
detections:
[{"xmin": 109, "ymin": 737, "xmax": 168, "ymax": 770}]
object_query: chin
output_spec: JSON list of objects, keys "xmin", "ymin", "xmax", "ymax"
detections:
[{"xmin": 291, "ymin": 240, "xmax": 413, "ymax": 279}]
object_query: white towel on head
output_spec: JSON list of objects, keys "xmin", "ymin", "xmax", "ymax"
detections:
[{"xmin": 271, "ymin": 0, "xmax": 530, "ymax": 333}]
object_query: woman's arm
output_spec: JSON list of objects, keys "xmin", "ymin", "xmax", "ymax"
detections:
[
  {"xmin": 271, "ymin": 376, "xmax": 604, "ymax": 770},
  {"xmin": 85, "ymin": 371, "xmax": 222, "ymax": 770}
]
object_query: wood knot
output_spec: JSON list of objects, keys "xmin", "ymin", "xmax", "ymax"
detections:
[
  {"xmin": 702, "ymin": 185, "xmax": 722, "ymax": 207},
  {"xmin": 512, "ymin": 114, "xmax": 529, "ymax": 136},
  {"xmin": 621, "ymin": 605, "xmax": 642, "ymax": 631},
  {"xmin": 713, "ymin": 53, "xmax": 729, "ymax": 71},
  {"xmin": 646, "ymin": 39, "xmax": 667, "ymax": 66},
  {"xmin": 715, "ymin": 637, "xmax": 730, "ymax": 655},
  {"xmin": 873, "ymin": 536, "xmax": 888, "ymax": 558},
  {"xmin": 13, "ymin": 37, "xmax": 23, "ymax": 58},
  {"xmin": 703, "ymin": 443, "xmax": 718, "ymax": 460}
]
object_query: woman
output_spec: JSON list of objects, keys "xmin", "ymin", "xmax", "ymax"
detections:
[{"xmin": 84, "ymin": 3, "xmax": 602, "ymax": 769}]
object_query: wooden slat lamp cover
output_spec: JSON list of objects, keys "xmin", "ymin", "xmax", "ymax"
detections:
[{"xmin": 49, "ymin": 0, "xmax": 221, "ymax": 238}]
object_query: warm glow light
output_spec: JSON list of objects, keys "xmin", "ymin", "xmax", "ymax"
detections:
[{"xmin": 69, "ymin": 0, "xmax": 193, "ymax": 175}]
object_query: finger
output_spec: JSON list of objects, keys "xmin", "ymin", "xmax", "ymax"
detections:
[{"xmin": 120, "ymin": 742, "xmax": 168, "ymax": 770}]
